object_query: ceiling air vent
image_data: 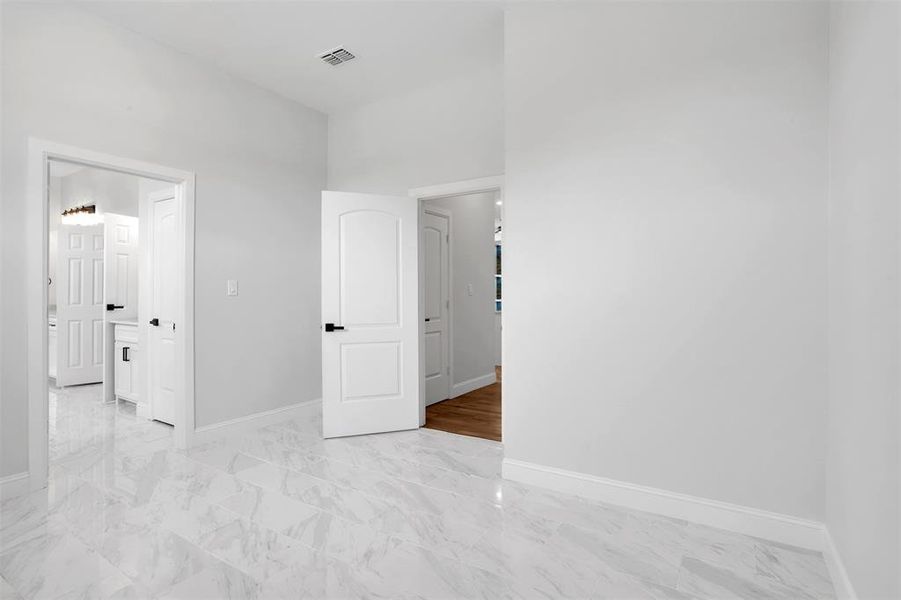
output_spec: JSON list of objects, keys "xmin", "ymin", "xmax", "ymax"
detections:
[{"xmin": 319, "ymin": 47, "xmax": 355, "ymax": 66}]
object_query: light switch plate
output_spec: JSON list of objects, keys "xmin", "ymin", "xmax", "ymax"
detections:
[
  {"xmin": 467, "ymin": 283, "xmax": 474, "ymax": 296},
  {"xmin": 226, "ymin": 279, "xmax": 238, "ymax": 296}
]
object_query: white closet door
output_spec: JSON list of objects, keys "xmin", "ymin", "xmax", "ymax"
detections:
[{"xmin": 422, "ymin": 208, "xmax": 450, "ymax": 405}]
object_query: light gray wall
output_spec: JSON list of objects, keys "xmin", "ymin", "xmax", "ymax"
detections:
[
  {"xmin": 327, "ymin": 63, "xmax": 503, "ymax": 194},
  {"xmin": 426, "ymin": 192, "xmax": 496, "ymax": 390},
  {"xmin": 0, "ymin": 2, "xmax": 327, "ymax": 476},
  {"xmin": 827, "ymin": 2, "xmax": 901, "ymax": 597},
  {"xmin": 504, "ymin": 1, "xmax": 828, "ymax": 519},
  {"xmin": 58, "ymin": 167, "xmax": 141, "ymax": 217}
]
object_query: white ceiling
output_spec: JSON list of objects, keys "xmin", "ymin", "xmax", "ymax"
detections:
[{"xmin": 80, "ymin": 1, "xmax": 504, "ymax": 115}]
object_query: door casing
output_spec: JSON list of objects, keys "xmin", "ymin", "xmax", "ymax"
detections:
[{"xmin": 26, "ymin": 138, "xmax": 195, "ymax": 493}]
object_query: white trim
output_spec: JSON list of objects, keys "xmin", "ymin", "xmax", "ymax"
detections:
[
  {"xmin": 822, "ymin": 528, "xmax": 858, "ymax": 600},
  {"xmin": 27, "ymin": 138, "xmax": 196, "ymax": 493},
  {"xmin": 410, "ymin": 175, "xmax": 504, "ymax": 202},
  {"xmin": 0, "ymin": 472, "xmax": 31, "ymax": 500},
  {"xmin": 451, "ymin": 372, "xmax": 497, "ymax": 399},
  {"xmin": 503, "ymin": 458, "xmax": 828, "ymax": 551},
  {"xmin": 192, "ymin": 399, "xmax": 321, "ymax": 445}
]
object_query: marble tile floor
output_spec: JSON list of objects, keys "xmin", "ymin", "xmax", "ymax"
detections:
[{"xmin": 0, "ymin": 383, "xmax": 836, "ymax": 599}]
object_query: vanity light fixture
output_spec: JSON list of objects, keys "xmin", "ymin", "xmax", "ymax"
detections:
[{"xmin": 61, "ymin": 204, "xmax": 102, "ymax": 226}]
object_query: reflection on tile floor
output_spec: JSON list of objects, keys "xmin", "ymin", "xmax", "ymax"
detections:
[{"xmin": 0, "ymin": 384, "xmax": 836, "ymax": 599}]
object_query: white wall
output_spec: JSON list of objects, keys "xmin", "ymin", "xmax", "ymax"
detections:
[
  {"xmin": 827, "ymin": 2, "xmax": 901, "ymax": 597},
  {"xmin": 426, "ymin": 192, "xmax": 497, "ymax": 392},
  {"xmin": 504, "ymin": 2, "xmax": 828, "ymax": 519},
  {"xmin": 0, "ymin": 3, "xmax": 327, "ymax": 477},
  {"xmin": 327, "ymin": 63, "xmax": 503, "ymax": 194},
  {"xmin": 58, "ymin": 167, "xmax": 141, "ymax": 217}
]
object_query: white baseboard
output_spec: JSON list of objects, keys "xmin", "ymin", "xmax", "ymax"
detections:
[
  {"xmin": 451, "ymin": 372, "xmax": 496, "ymax": 398},
  {"xmin": 503, "ymin": 458, "xmax": 827, "ymax": 551},
  {"xmin": 822, "ymin": 528, "xmax": 858, "ymax": 599},
  {"xmin": 0, "ymin": 471, "xmax": 30, "ymax": 500},
  {"xmin": 192, "ymin": 398, "xmax": 321, "ymax": 446}
]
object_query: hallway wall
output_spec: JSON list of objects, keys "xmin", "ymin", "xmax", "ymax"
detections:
[
  {"xmin": 503, "ymin": 1, "xmax": 829, "ymax": 520},
  {"xmin": 826, "ymin": 2, "xmax": 901, "ymax": 597},
  {"xmin": 425, "ymin": 192, "xmax": 497, "ymax": 393}
]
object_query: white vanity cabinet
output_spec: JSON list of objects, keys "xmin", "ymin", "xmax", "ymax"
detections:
[{"xmin": 113, "ymin": 322, "xmax": 140, "ymax": 403}]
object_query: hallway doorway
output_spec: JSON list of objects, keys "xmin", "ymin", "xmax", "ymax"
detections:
[{"xmin": 413, "ymin": 176, "xmax": 504, "ymax": 442}]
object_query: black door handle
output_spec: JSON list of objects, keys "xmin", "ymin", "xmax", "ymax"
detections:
[
  {"xmin": 425, "ymin": 318, "xmax": 431, "ymax": 322},
  {"xmin": 324, "ymin": 323, "xmax": 345, "ymax": 332},
  {"xmin": 106, "ymin": 304, "xmax": 124, "ymax": 311},
  {"xmin": 122, "ymin": 346, "xmax": 130, "ymax": 362},
  {"xmin": 149, "ymin": 318, "xmax": 159, "ymax": 327}
]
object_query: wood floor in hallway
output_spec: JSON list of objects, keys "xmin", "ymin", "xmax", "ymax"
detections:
[{"xmin": 424, "ymin": 367, "xmax": 501, "ymax": 442}]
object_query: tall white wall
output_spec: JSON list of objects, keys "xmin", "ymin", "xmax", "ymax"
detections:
[
  {"xmin": 327, "ymin": 64, "xmax": 503, "ymax": 194},
  {"xmin": 426, "ymin": 192, "xmax": 497, "ymax": 392},
  {"xmin": 0, "ymin": 3, "xmax": 327, "ymax": 476},
  {"xmin": 504, "ymin": 1, "xmax": 829, "ymax": 519},
  {"xmin": 827, "ymin": 2, "xmax": 901, "ymax": 597}
]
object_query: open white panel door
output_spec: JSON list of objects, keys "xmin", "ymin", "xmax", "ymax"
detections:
[
  {"xmin": 102, "ymin": 214, "xmax": 139, "ymax": 402},
  {"xmin": 322, "ymin": 191, "xmax": 420, "ymax": 438},
  {"xmin": 56, "ymin": 224, "xmax": 104, "ymax": 386}
]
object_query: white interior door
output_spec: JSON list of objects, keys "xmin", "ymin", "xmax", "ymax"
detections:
[
  {"xmin": 149, "ymin": 193, "xmax": 178, "ymax": 425},
  {"xmin": 321, "ymin": 191, "xmax": 420, "ymax": 438},
  {"xmin": 102, "ymin": 214, "xmax": 139, "ymax": 402},
  {"xmin": 56, "ymin": 224, "xmax": 104, "ymax": 386},
  {"xmin": 422, "ymin": 208, "xmax": 450, "ymax": 405},
  {"xmin": 103, "ymin": 214, "xmax": 140, "ymax": 319}
]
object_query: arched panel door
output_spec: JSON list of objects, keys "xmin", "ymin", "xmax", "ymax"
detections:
[{"xmin": 321, "ymin": 191, "xmax": 420, "ymax": 438}]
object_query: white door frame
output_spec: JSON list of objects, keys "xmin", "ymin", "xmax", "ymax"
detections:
[
  {"xmin": 409, "ymin": 175, "xmax": 504, "ymax": 426},
  {"xmin": 421, "ymin": 205, "xmax": 453, "ymax": 405},
  {"xmin": 26, "ymin": 138, "xmax": 196, "ymax": 492}
]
